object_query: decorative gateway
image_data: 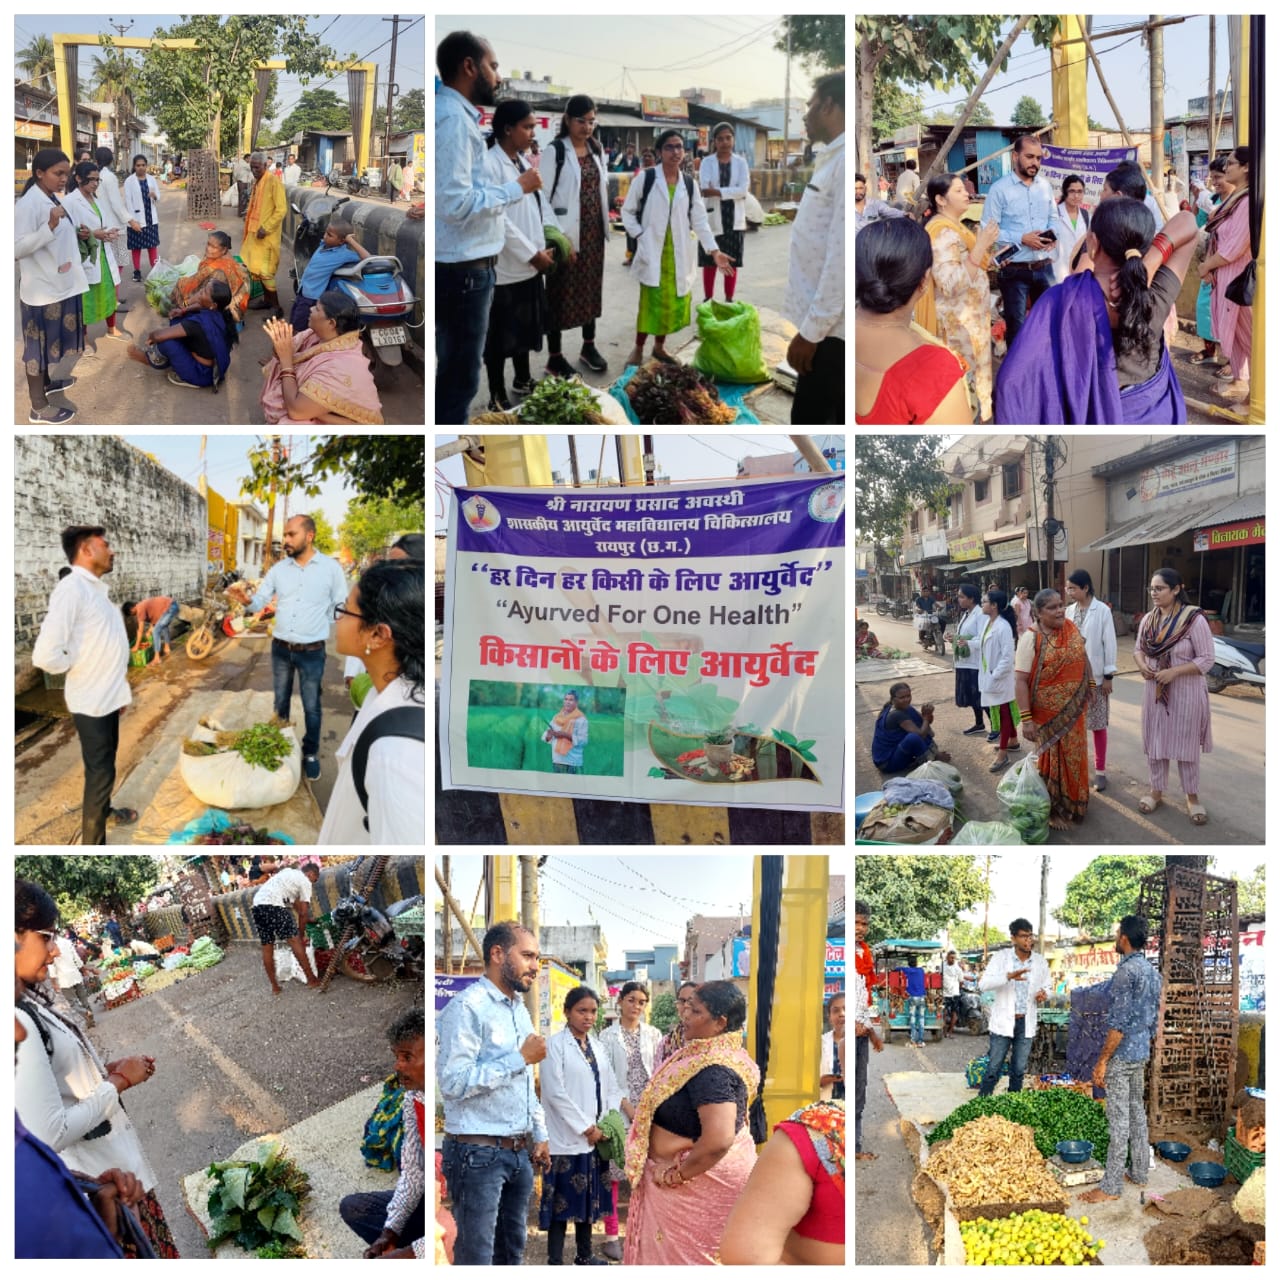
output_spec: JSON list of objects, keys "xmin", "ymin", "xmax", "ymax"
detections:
[{"xmin": 439, "ymin": 473, "xmax": 845, "ymax": 810}]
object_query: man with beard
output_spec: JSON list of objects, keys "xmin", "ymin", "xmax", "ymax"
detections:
[
  {"xmin": 977, "ymin": 918, "xmax": 1052, "ymax": 1098},
  {"xmin": 32, "ymin": 525, "xmax": 138, "ymax": 843},
  {"xmin": 435, "ymin": 30, "xmax": 543, "ymax": 424},
  {"xmin": 980, "ymin": 134, "xmax": 1056, "ymax": 346},
  {"xmin": 240, "ymin": 152, "xmax": 287, "ymax": 318},
  {"xmin": 237, "ymin": 514, "xmax": 347, "ymax": 782},
  {"xmin": 436, "ymin": 921, "xmax": 551, "ymax": 1265}
]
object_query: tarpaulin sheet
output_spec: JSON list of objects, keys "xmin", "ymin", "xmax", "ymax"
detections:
[{"xmin": 1065, "ymin": 978, "xmax": 1114, "ymax": 1084}]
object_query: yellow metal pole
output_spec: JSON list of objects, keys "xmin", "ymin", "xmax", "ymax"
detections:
[
  {"xmin": 360, "ymin": 62, "xmax": 377, "ymax": 176},
  {"xmin": 491, "ymin": 855, "xmax": 518, "ymax": 923},
  {"xmin": 1233, "ymin": 20, "xmax": 1265, "ymax": 424},
  {"xmin": 1051, "ymin": 16, "xmax": 1088, "ymax": 145},
  {"xmin": 53, "ymin": 37, "xmax": 76, "ymax": 159}
]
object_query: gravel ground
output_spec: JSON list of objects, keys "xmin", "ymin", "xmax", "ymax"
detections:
[{"xmin": 79, "ymin": 941, "xmax": 422, "ymax": 1259}]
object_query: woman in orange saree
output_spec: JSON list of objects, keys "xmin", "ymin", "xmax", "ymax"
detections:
[
  {"xmin": 1014, "ymin": 588, "xmax": 1092, "ymax": 830},
  {"xmin": 167, "ymin": 232, "xmax": 250, "ymax": 320},
  {"xmin": 623, "ymin": 981, "xmax": 760, "ymax": 1265}
]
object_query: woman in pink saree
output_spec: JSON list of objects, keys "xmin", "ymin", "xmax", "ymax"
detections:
[
  {"xmin": 623, "ymin": 981, "xmax": 760, "ymax": 1265},
  {"xmin": 1199, "ymin": 146, "xmax": 1253, "ymax": 404},
  {"xmin": 259, "ymin": 289, "xmax": 383, "ymax": 424}
]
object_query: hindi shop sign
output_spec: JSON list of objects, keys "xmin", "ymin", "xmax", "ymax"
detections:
[
  {"xmin": 1039, "ymin": 144, "xmax": 1137, "ymax": 208},
  {"xmin": 1193, "ymin": 519, "xmax": 1265, "ymax": 552},
  {"xmin": 440, "ymin": 475, "xmax": 845, "ymax": 811}
]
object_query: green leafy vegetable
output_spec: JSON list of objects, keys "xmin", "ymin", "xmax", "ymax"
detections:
[
  {"xmin": 232, "ymin": 722, "xmax": 293, "ymax": 773},
  {"xmin": 205, "ymin": 1142, "xmax": 311, "ymax": 1255},
  {"xmin": 515, "ymin": 377, "xmax": 607, "ymax": 424},
  {"xmin": 926, "ymin": 1089, "xmax": 1109, "ymax": 1160}
]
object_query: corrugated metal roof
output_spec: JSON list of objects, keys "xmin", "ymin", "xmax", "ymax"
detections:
[
  {"xmin": 1079, "ymin": 493, "xmax": 1264, "ymax": 552},
  {"xmin": 1199, "ymin": 493, "xmax": 1265, "ymax": 524}
]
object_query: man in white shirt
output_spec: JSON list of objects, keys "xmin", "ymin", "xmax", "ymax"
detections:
[
  {"xmin": 233, "ymin": 152, "xmax": 254, "ymax": 216},
  {"xmin": 49, "ymin": 930, "xmax": 95, "ymax": 1028},
  {"xmin": 785, "ymin": 70, "xmax": 844, "ymax": 425},
  {"xmin": 32, "ymin": 525, "xmax": 137, "ymax": 844},
  {"xmin": 977, "ymin": 918, "xmax": 1052, "ymax": 1097},
  {"xmin": 251, "ymin": 863, "xmax": 322, "ymax": 995},
  {"xmin": 940, "ymin": 950, "xmax": 966, "ymax": 1038},
  {"xmin": 895, "ymin": 158, "xmax": 921, "ymax": 206},
  {"xmin": 283, "ymin": 154, "xmax": 302, "ymax": 187}
]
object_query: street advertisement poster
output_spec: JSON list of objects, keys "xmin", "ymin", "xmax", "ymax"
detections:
[
  {"xmin": 435, "ymin": 973, "xmax": 480, "ymax": 1012},
  {"xmin": 440, "ymin": 474, "xmax": 845, "ymax": 812},
  {"xmin": 732, "ymin": 936, "xmax": 752, "ymax": 978},
  {"xmin": 1039, "ymin": 144, "xmax": 1137, "ymax": 207},
  {"xmin": 538, "ymin": 960, "xmax": 584, "ymax": 1036},
  {"xmin": 825, "ymin": 938, "xmax": 844, "ymax": 998}
]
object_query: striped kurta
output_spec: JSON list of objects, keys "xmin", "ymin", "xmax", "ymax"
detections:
[{"xmin": 1136, "ymin": 611, "xmax": 1214, "ymax": 761}]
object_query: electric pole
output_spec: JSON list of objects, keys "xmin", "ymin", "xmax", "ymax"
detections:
[
  {"xmin": 782, "ymin": 20, "xmax": 791, "ymax": 168},
  {"xmin": 568, "ymin": 436, "xmax": 581, "ymax": 487},
  {"xmin": 519, "ymin": 856, "xmax": 540, "ymax": 1023},
  {"xmin": 382, "ymin": 16, "xmax": 402, "ymax": 190},
  {"xmin": 1043, "ymin": 437, "xmax": 1058, "ymax": 594},
  {"xmin": 263, "ymin": 437, "xmax": 281, "ymax": 571},
  {"xmin": 442, "ymin": 856, "xmax": 452, "ymax": 974},
  {"xmin": 1208, "ymin": 18, "xmax": 1218, "ymax": 155},
  {"xmin": 1148, "ymin": 16, "xmax": 1165, "ymax": 201},
  {"xmin": 1038, "ymin": 855, "xmax": 1050, "ymax": 956}
]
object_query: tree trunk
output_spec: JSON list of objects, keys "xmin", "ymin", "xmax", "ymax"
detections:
[{"xmin": 857, "ymin": 30, "xmax": 880, "ymax": 182}]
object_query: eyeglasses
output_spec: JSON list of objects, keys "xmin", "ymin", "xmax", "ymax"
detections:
[
  {"xmin": 333, "ymin": 604, "xmax": 364, "ymax": 621},
  {"xmin": 662, "ymin": 143, "xmax": 685, "ymax": 152},
  {"xmin": 27, "ymin": 929, "xmax": 59, "ymax": 948}
]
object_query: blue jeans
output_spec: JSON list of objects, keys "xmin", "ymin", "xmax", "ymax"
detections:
[
  {"xmin": 339, "ymin": 1188, "xmax": 426, "ymax": 1249},
  {"xmin": 436, "ymin": 262, "xmax": 496, "ymax": 424},
  {"xmin": 979, "ymin": 1016, "xmax": 1033, "ymax": 1096},
  {"xmin": 998, "ymin": 262, "xmax": 1054, "ymax": 350},
  {"xmin": 908, "ymin": 995, "xmax": 927, "ymax": 1043},
  {"xmin": 151, "ymin": 599, "xmax": 179, "ymax": 651},
  {"xmin": 441, "ymin": 1136, "xmax": 534, "ymax": 1266},
  {"xmin": 271, "ymin": 639, "xmax": 326, "ymax": 758}
]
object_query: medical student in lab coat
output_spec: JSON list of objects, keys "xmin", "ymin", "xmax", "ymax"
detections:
[
  {"xmin": 620, "ymin": 128, "xmax": 733, "ymax": 367},
  {"xmin": 697, "ymin": 122, "xmax": 751, "ymax": 302}
]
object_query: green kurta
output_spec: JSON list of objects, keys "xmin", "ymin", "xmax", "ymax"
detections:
[
  {"xmin": 636, "ymin": 183, "xmax": 692, "ymax": 337},
  {"xmin": 81, "ymin": 201, "xmax": 118, "ymax": 327}
]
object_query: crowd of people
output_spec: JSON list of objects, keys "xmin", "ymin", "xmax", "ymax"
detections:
[
  {"xmin": 435, "ymin": 921, "xmax": 845, "ymax": 1265},
  {"xmin": 854, "ymin": 134, "xmax": 1256, "ymax": 424},
  {"xmin": 869, "ymin": 565, "xmax": 1215, "ymax": 829},
  {"xmin": 436, "ymin": 29, "xmax": 846, "ymax": 424},
  {"xmin": 31, "ymin": 519, "xmax": 425, "ymax": 845}
]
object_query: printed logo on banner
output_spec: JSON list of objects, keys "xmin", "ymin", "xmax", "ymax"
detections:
[
  {"xmin": 462, "ymin": 494, "xmax": 502, "ymax": 532},
  {"xmin": 809, "ymin": 481, "xmax": 845, "ymax": 523}
]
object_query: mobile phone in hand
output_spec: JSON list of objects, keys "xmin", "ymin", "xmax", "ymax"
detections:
[
  {"xmin": 993, "ymin": 243, "xmax": 1018, "ymax": 266},
  {"xmin": 1040, "ymin": 229, "xmax": 1057, "ymax": 243}
]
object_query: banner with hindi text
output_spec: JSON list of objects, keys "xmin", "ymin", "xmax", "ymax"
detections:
[
  {"xmin": 439, "ymin": 474, "xmax": 845, "ymax": 811},
  {"xmin": 1039, "ymin": 144, "xmax": 1138, "ymax": 209}
]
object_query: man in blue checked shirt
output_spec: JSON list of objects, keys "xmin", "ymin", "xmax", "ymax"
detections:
[
  {"xmin": 980, "ymin": 134, "xmax": 1057, "ymax": 348},
  {"xmin": 437, "ymin": 920, "xmax": 551, "ymax": 1265},
  {"xmin": 1081, "ymin": 915, "xmax": 1161, "ymax": 1205},
  {"xmin": 436, "ymin": 31, "xmax": 544, "ymax": 424}
]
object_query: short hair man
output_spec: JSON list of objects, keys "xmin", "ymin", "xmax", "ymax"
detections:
[
  {"xmin": 436, "ymin": 921, "xmax": 550, "ymax": 1264},
  {"xmin": 283, "ymin": 153, "xmax": 302, "ymax": 187},
  {"xmin": 977, "ymin": 918, "xmax": 1052, "ymax": 1097},
  {"xmin": 941, "ymin": 949, "xmax": 966, "ymax": 1037},
  {"xmin": 543, "ymin": 690, "xmax": 589, "ymax": 773},
  {"xmin": 123, "ymin": 594, "xmax": 178, "ymax": 664},
  {"xmin": 250, "ymin": 861, "xmax": 322, "ymax": 994},
  {"xmin": 853, "ymin": 900, "xmax": 882, "ymax": 1159},
  {"xmin": 341, "ymin": 1008, "xmax": 425, "ymax": 1257},
  {"xmin": 240, "ymin": 152, "xmax": 287, "ymax": 317},
  {"xmin": 32, "ymin": 526, "xmax": 138, "ymax": 843}
]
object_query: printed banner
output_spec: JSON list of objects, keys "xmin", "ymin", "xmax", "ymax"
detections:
[
  {"xmin": 440, "ymin": 474, "xmax": 845, "ymax": 811},
  {"xmin": 641, "ymin": 94, "xmax": 690, "ymax": 123},
  {"xmin": 1039, "ymin": 144, "xmax": 1137, "ymax": 208},
  {"xmin": 435, "ymin": 973, "xmax": 480, "ymax": 1012},
  {"xmin": 1194, "ymin": 519, "xmax": 1264, "ymax": 551}
]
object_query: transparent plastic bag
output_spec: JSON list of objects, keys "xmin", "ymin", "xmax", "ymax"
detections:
[
  {"xmin": 907, "ymin": 760, "xmax": 963, "ymax": 796},
  {"xmin": 950, "ymin": 820, "xmax": 1025, "ymax": 845},
  {"xmin": 995, "ymin": 752, "xmax": 1051, "ymax": 844}
]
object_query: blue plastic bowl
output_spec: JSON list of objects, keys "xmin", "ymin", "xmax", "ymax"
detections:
[
  {"xmin": 1056, "ymin": 1140, "xmax": 1094, "ymax": 1164},
  {"xmin": 1189, "ymin": 1161, "xmax": 1227, "ymax": 1187},
  {"xmin": 1156, "ymin": 1141, "xmax": 1192, "ymax": 1162},
  {"xmin": 855, "ymin": 791, "xmax": 884, "ymax": 830}
]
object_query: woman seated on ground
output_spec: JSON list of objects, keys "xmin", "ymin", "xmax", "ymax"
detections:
[
  {"xmin": 127, "ymin": 277, "xmax": 238, "ymax": 390},
  {"xmin": 260, "ymin": 290, "xmax": 384, "ymax": 424},
  {"xmin": 165, "ymin": 231, "xmax": 250, "ymax": 321},
  {"xmin": 855, "ymin": 619, "xmax": 882, "ymax": 656},
  {"xmin": 996, "ymin": 198, "xmax": 1200, "ymax": 423},
  {"xmin": 871, "ymin": 682, "xmax": 951, "ymax": 773},
  {"xmin": 855, "ymin": 217, "xmax": 973, "ymax": 424}
]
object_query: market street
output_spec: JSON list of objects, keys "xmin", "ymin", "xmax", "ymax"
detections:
[
  {"xmin": 13, "ymin": 188, "xmax": 425, "ymax": 426},
  {"xmin": 855, "ymin": 613, "xmax": 1265, "ymax": 845}
]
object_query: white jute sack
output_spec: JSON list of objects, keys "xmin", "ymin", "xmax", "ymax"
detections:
[{"xmin": 179, "ymin": 719, "xmax": 301, "ymax": 809}]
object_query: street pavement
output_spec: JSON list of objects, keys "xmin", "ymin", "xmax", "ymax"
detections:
[
  {"xmin": 462, "ymin": 217, "xmax": 802, "ymax": 424},
  {"xmin": 855, "ymin": 613, "xmax": 1265, "ymax": 845},
  {"xmin": 14, "ymin": 187, "xmax": 425, "ymax": 426}
]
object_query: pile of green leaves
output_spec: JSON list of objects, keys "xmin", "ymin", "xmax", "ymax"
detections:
[
  {"xmin": 927, "ymin": 1089, "xmax": 1109, "ymax": 1160},
  {"xmin": 206, "ymin": 1143, "xmax": 310, "ymax": 1257},
  {"xmin": 762, "ymin": 211, "xmax": 789, "ymax": 226},
  {"xmin": 231, "ymin": 723, "xmax": 293, "ymax": 773},
  {"xmin": 516, "ymin": 377, "xmax": 607, "ymax": 424},
  {"xmin": 627, "ymin": 361, "xmax": 735, "ymax": 424}
]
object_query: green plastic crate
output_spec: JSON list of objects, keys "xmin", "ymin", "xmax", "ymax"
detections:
[{"xmin": 1224, "ymin": 1126, "xmax": 1265, "ymax": 1184}]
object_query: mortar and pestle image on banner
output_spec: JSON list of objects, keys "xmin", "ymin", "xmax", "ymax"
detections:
[{"xmin": 646, "ymin": 721, "xmax": 822, "ymax": 784}]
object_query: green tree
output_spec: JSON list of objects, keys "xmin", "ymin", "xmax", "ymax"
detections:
[
  {"xmin": 1087, "ymin": 115, "xmax": 1112, "ymax": 130},
  {"xmin": 18, "ymin": 34, "xmax": 57, "ymax": 90},
  {"xmin": 968, "ymin": 100, "xmax": 995, "ymax": 124},
  {"xmin": 870, "ymin": 80, "xmax": 924, "ymax": 147},
  {"xmin": 339, "ymin": 494, "xmax": 426, "ymax": 562},
  {"xmin": 394, "ymin": 88, "xmax": 426, "ymax": 131},
  {"xmin": 132, "ymin": 17, "xmax": 334, "ymax": 154},
  {"xmin": 774, "ymin": 15, "xmax": 845, "ymax": 73},
  {"xmin": 927, "ymin": 108, "xmax": 956, "ymax": 125},
  {"xmin": 1011, "ymin": 94, "xmax": 1047, "ymax": 127},
  {"xmin": 1237, "ymin": 864, "xmax": 1265, "ymax": 918},
  {"xmin": 308, "ymin": 508, "xmax": 337, "ymax": 554},
  {"xmin": 91, "ymin": 42, "xmax": 142, "ymax": 148},
  {"xmin": 854, "ymin": 856, "xmax": 988, "ymax": 943},
  {"xmin": 280, "ymin": 88, "xmax": 352, "ymax": 139},
  {"xmin": 947, "ymin": 918, "xmax": 999, "ymax": 954},
  {"xmin": 853, "ymin": 435, "xmax": 953, "ymax": 549},
  {"xmin": 650, "ymin": 992, "xmax": 679, "ymax": 1033},
  {"xmin": 244, "ymin": 435, "xmax": 425, "ymax": 507},
  {"xmin": 15, "ymin": 856, "xmax": 161, "ymax": 922},
  {"xmin": 1054, "ymin": 856, "xmax": 1167, "ymax": 935}
]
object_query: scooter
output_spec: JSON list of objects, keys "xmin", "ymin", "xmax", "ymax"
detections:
[
  {"xmin": 916, "ymin": 603, "xmax": 951, "ymax": 654},
  {"xmin": 1208, "ymin": 633, "xmax": 1265, "ymax": 696},
  {"xmin": 959, "ymin": 976, "xmax": 987, "ymax": 1035}
]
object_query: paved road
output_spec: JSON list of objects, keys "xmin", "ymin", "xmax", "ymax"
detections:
[
  {"xmin": 856, "ymin": 613, "xmax": 1264, "ymax": 844},
  {"xmin": 14, "ymin": 187, "xmax": 424, "ymax": 425}
]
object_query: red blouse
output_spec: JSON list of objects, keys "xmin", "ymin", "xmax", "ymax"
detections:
[
  {"xmin": 776, "ymin": 1120, "xmax": 844, "ymax": 1243},
  {"xmin": 856, "ymin": 343, "xmax": 966, "ymax": 424}
]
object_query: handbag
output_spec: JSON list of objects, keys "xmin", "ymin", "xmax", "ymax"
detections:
[{"xmin": 1225, "ymin": 260, "xmax": 1255, "ymax": 306}]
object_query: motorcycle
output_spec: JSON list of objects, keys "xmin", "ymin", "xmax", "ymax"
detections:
[
  {"xmin": 959, "ymin": 977, "xmax": 987, "ymax": 1035},
  {"xmin": 916, "ymin": 603, "xmax": 951, "ymax": 654},
  {"xmin": 1208, "ymin": 633, "xmax": 1265, "ymax": 696},
  {"xmin": 330, "ymin": 890, "xmax": 425, "ymax": 983},
  {"xmin": 875, "ymin": 598, "xmax": 912, "ymax": 620}
]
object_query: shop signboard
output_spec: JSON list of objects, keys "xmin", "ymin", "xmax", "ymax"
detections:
[
  {"xmin": 922, "ymin": 530, "xmax": 948, "ymax": 560},
  {"xmin": 948, "ymin": 532, "xmax": 985, "ymax": 562},
  {"xmin": 989, "ymin": 537, "xmax": 1028, "ymax": 562},
  {"xmin": 642, "ymin": 95, "xmax": 690, "ymax": 123},
  {"xmin": 1193, "ymin": 519, "xmax": 1265, "ymax": 552},
  {"xmin": 1138, "ymin": 441, "xmax": 1237, "ymax": 502}
]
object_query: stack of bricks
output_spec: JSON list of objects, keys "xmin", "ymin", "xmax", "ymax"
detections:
[{"xmin": 185, "ymin": 147, "xmax": 222, "ymax": 220}]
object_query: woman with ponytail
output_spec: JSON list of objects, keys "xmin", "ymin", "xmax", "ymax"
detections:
[
  {"xmin": 978, "ymin": 589, "xmax": 1020, "ymax": 773},
  {"xmin": 996, "ymin": 195, "xmax": 1200, "ymax": 422}
]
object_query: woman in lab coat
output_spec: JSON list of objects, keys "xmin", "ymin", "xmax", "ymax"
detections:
[
  {"xmin": 697, "ymin": 123, "xmax": 751, "ymax": 302},
  {"xmin": 122, "ymin": 154, "xmax": 161, "ymax": 281},
  {"xmin": 544, "ymin": 94, "xmax": 611, "ymax": 378},
  {"xmin": 61, "ymin": 162, "xmax": 126, "ymax": 343},
  {"xmin": 620, "ymin": 128, "xmax": 734, "ymax": 367},
  {"xmin": 93, "ymin": 147, "xmax": 132, "ymax": 310}
]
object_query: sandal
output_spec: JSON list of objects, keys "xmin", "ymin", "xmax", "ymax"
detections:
[
  {"xmin": 1187, "ymin": 352, "xmax": 1220, "ymax": 366},
  {"xmin": 1215, "ymin": 365, "xmax": 1235, "ymax": 380},
  {"xmin": 1138, "ymin": 794, "xmax": 1162, "ymax": 815},
  {"xmin": 1187, "ymin": 802, "xmax": 1208, "ymax": 826}
]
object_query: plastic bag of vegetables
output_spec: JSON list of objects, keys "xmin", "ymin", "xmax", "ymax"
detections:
[
  {"xmin": 995, "ymin": 752, "xmax": 1051, "ymax": 844},
  {"xmin": 906, "ymin": 760, "xmax": 963, "ymax": 796},
  {"xmin": 949, "ymin": 820, "xmax": 1025, "ymax": 845}
]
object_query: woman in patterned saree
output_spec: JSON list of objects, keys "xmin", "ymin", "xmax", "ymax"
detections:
[
  {"xmin": 166, "ymin": 232, "xmax": 250, "ymax": 321},
  {"xmin": 1014, "ymin": 588, "xmax": 1092, "ymax": 829},
  {"xmin": 623, "ymin": 980, "xmax": 759, "ymax": 1265}
]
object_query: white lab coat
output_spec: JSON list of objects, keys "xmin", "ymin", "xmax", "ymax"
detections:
[
  {"xmin": 542, "ymin": 1029, "xmax": 624, "ymax": 1155},
  {"xmin": 977, "ymin": 614, "xmax": 1016, "ymax": 707},
  {"xmin": 61, "ymin": 188, "xmax": 121, "ymax": 288},
  {"xmin": 483, "ymin": 144, "xmax": 561, "ymax": 286},
  {"xmin": 545, "ymin": 140, "xmax": 611, "ymax": 252},
  {"xmin": 1049, "ymin": 201, "xmax": 1091, "ymax": 283},
  {"xmin": 979, "ymin": 946, "xmax": 1052, "ymax": 1038},
  {"xmin": 122, "ymin": 173, "xmax": 161, "ymax": 227},
  {"xmin": 698, "ymin": 152, "xmax": 751, "ymax": 235},
  {"xmin": 96, "ymin": 165, "xmax": 131, "ymax": 233},
  {"xmin": 620, "ymin": 171, "xmax": 721, "ymax": 295},
  {"xmin": 15, "ymin": 183, "xmax": 89, "ymax": 305},
  {"xmin": 598, "ymin": 1020, "xmax": 662, "ymax": 1102},
  {"xmin": 1065, "ymin": 598, "xmax": 1118, "ymax": 679}
]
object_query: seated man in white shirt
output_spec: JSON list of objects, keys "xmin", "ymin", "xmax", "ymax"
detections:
[{"xmin": 32, "ymin": 525, "xmax": 138, "ymax": 844}]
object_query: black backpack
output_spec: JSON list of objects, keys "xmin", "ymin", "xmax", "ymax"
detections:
[
  {"xmin": 352, "ymin": 706, "xmax": 425, "ymax": 833},
  {"xmin": 637, "ymin": 166, "xmax": 696, "ymax": 229}
]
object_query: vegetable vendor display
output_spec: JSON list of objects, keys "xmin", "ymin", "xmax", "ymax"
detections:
[
  {"xmin": 626, "ymin": 361, "xmax": 736, "ymax": 424},
  {"xmin": 926, "ymin": 1114, "xmax": 1063, "ymax": 1207},
  {"xmin": 995, "ymin": 753, "xmax": 1051, "ymax": 844},
  {"xmin": 205, "ymin": 1142, "xmax": 310, "ymax": 1257},
  {"xmin": 960, "ymin": 1210, "xmax": 1104, "ymax": 1266},
  {"xmin": 927, "ymin": 1088, "xmax": 1109, "ymax": 1162}
]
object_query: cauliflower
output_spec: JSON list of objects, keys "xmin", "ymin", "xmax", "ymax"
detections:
[{"xmin": 1233, "ymin": 1165, "xmax": 1265, "ymax": 1225}]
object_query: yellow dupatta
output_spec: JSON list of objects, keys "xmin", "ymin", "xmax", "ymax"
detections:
[
  {"xmin": 914, "ymin": 214, "xmax": 984, "ymax": 336},
  {"xmin": 625, "ymin": 1031, "xmax": 760, "ymax": 1185}
]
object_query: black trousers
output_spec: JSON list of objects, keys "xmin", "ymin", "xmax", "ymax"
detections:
[
  {"xmin": 72, "ymin": 709, "xmax": 120, "ymax": 845},
  {"xmin": 791, "ymin": 336, "xmax": 845, "ymax": 425}
]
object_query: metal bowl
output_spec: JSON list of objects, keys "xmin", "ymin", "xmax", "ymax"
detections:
[
  {"xmin": 1156, "ymin": 1141, "xmax": 1192, "ymax": 1162},
  {"xmin": 1188, "ymin": 1161, "xmax": 1227, "ymax": 1187},
  {"xmin": 1056, "ymin": 1140, "xmax": 1094, "ymax": 1164}
]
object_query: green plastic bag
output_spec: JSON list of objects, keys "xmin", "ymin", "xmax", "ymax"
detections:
[{"xmin": 692, "ymin": 300, "xmax": 770, "ymax": 384}]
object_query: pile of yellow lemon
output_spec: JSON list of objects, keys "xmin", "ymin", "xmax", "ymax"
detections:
[{"xmin": 960, "ymin": 1210, "xmax": 1105, "ymax": 1265}]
